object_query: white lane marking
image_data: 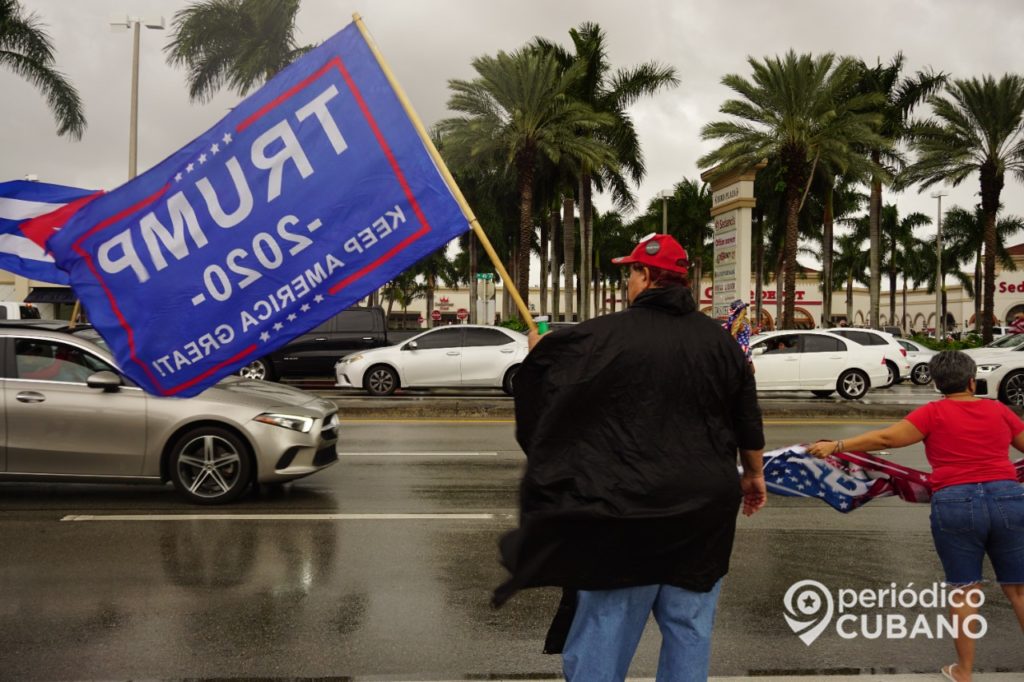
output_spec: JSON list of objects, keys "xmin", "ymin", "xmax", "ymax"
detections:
[
  {"xmin": 339, "ymin": 451, "xmax": 498, "ymax": 457},
  {"xmin": 61, "ymin": 513, "xmax": 495, "ymax": 522}
]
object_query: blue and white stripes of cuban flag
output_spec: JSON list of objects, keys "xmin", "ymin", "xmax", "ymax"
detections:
[{"xmin": 0, "ymin": 180, "xmax": 96, "ymax": 284}]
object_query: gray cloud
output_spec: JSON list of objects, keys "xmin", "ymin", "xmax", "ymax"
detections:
[{"xmin": 3, "ymin": 0, "xmax": 1023, "ymax": 243}]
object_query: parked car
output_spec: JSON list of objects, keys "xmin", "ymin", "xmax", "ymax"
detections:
[
  {"xmin": 335, "ymin": 324, "xmax": 528, "ymax": 395},
  {"xmin": 237, "ymin": 305, "xmax": 420, "ymax": 381},
  {"xmin": 963, "ymin": 332, "xmax": 1024, "ymax": 356},
  {"xmin": 896, "ymin": 339, "xmax": 936, "ymax": 384},
  {"xmin": 0, "ymin": 301, "xmax": 41, "ymax": 320},
  {"xmin": 750, "ymin": 330, "xmax": 889, "ymax": 400},
  {"xmin": 824, "ymin": 327, "xmax": 911, "ymax": 387},
  {"xmin": 0, "ymin": 321, "xmax": 339, "ymax": 504},
  {"xmin": 974, "ymin": 351, "xmax": 1024, "ymax": 406}
]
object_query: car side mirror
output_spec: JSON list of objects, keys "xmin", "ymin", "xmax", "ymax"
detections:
[
  {"xmin": 86, "ymin": 370, "xmax": 122, "ymax": 392},
  {"xmin": 404, "ymin": 341, "xmax": 418, "ymax": 351}
]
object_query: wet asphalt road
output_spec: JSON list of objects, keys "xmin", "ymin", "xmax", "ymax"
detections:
[{"xmin": 1, "ymin": 418, "xmax": 1022, "ymax": 680}]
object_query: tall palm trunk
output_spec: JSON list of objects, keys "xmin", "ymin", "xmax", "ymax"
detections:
[
  {"xmin": 821, "ymin": 181, "xmax": 834, "ymax": 327},
  {"xmin": 846, "ymin": 273, "xmax": 854, "ymax": 323},
  {"xmin": 901, "ymin": 280, "xmax": 908, "ymax": 333},
  {"xmin": 540, "ymin": 212, "xmax": 550, "ymax": 316},
  {"xmin": 889, "ymin": 233, "xmax": 898, "ymax": 325},
  {"xmin": 868, "ymin": 151, "xmax": 883, "ymax": 329},
  {"xmin": 551, "ymin": 212, "xmax": 561, "ymax": 321},
  {"xmin": 469, "ymin": 230, "xmax": 478, "ymax": 324},
  {"xmin": 782, "ymin": 184, "xmax": 801, "ymax": 329},
  {"xmin": 515, "ymin": 155, "xmax": 535, "ymax": 317},
  {"xmin": 974, "ymin": 251, "xmax": 982, "ymax": 331},
  {"xmin": 754, "ymin": 208, "xmax": 764, "ymax": 330},
  {"xmin": 426, "ymin": 273, "xmax": 436, "ymax": 329},
  {"xmin": 980, "ymin": 163, "xmax": 1004, "ymax": 343},
  {"xmin": 579, "ymin": 174, "xmax": 593, "ymax": 320},
  {"xmin": 562, "ymin": 196, "xmax": 576, "ymax": 322}
]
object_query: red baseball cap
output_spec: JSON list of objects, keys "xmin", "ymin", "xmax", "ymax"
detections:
[{"xmin": 611, "ymin": 233, "xmax": 689, "ymax": 275}]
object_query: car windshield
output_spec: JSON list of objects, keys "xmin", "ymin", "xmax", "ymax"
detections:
[{"xmin": 985, "ymin": 333, "xmax": 1024, "ymax": 349}]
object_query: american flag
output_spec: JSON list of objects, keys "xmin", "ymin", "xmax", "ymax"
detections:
[
  {"xmin": 759, "ymin": 445, "xmax": 1020, "ymax": 513},
  {"xmin": 0, "ymin": 180, "xmax": 99, "ymax": 284}
]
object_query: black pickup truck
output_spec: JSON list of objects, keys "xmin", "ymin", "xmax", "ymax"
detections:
[{"xmin": 237, "ymin": 305, "xmax": 419, "ymax": 380}]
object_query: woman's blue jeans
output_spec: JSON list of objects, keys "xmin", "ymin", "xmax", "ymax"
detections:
[{"xmin": 562, "ymin": 580, "xmax": 723, "ymax": 682}]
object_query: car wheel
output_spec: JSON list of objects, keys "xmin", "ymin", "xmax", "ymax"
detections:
[
  {"xmin": 911, "ymin": 363, "xmax": 931, "ymax": 385},
  {"xmin": 364, "ymin": 365, "xmax": 398, "ymax": 396},
  {"xmin": 169, "ymin": 426, "xmax": 253, "ymax": 505},
  {"xmin": 238, "ymin": 357, "xmax": 274, "ymax": 381},
  {"xmin": 502, "ymin": 365, "xmax": 519, "ymax": 395},
  {"xmin": 811, "ymin": 390, "xmax": 834, "ymax": 398},
  {"xmin": 836, "ymin": 369, "xmax": 869, "ymax": 400},
  {"xmin": 881, "ymin": 361, "xmax": 898, "ymax": 388},
  {"xmin": 1000, "ymin": 370, "xmax": 1024, "ymax": 407}
]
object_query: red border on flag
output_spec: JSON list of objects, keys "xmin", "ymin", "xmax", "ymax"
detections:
[{"xmin": 74, "ymin": 53, "xmax": 436, "ymax": 396}]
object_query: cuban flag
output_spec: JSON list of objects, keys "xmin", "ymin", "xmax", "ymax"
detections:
[
  {"xmin": 0, "ymin": 180, "xmax": 99, "ymax": 284},
  {"xmin": 764, "ymin": 445, "xmax": 1024, "ymax": 512},
  {"xmin": 48, "ymin": 20, "xmax": 470, "ymax": 397}
]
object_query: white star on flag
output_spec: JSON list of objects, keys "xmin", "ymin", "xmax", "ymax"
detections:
[
  {"xmin": 287, "ymin": 313, "xmax": 297, "ymax": 321},
  {"xmin": 273, "ymin": 322, "xmax": 283, "ymax": 331},
  {"xmin": 259, "ymin": 331, "xmax": 270, "ymax": 342},
  {"xmin": 174, "ymin": 172, "xmax": 182, "ymax": 182},
  {"xmin": 186, "ymin": 163, "xmax": 194, "ymax": 173},
  {"xmin": 314, "ymin": 294, "xmax": 324, "ymax": 303},
  {"xmin": 222, "ymin": 132, "xmax": 232, "ymax": 144},
  {"xmin": 210, "ymin": 143, "xmax": 220, "ymax": 155},
  {"xmin": 300, "ymin": 304, "xmax": 310, "ymax": 312},
  {"xmin": 199, "ymin": 153, "xmax": 207, "ymax": 164}
]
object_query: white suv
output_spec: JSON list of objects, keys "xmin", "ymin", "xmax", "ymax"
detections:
[{"xmin": 825, "ymin": 328, "xmax": 911, "ymax": 387}]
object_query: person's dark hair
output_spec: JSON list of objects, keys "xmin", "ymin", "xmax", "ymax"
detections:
[
  {"xmin": 929, "ymin": 350, "xmax": 976, "ymax": 395},
  {"xmin": 630, "ymin": 263, "xmax": 688, "ymax": 287}
]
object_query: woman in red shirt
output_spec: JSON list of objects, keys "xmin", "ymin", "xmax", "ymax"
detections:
[{"xmin": 808, "ymin": 351, "xmax": 1024, "ymax": 682}]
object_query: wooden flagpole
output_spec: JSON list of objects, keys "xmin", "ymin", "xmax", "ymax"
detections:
[{"xmin": 352, "ymin": 13, "xmax": 537, "ymax": 333}]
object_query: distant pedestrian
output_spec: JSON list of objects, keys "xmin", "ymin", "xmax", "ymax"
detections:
[
  {"xmin": 806, "ymin": 350, "xmax": 1024, "ymax": 682},
  {"xmin": 723, "ymin": 298, "xmax": 753, "ymax": 367},
  {"xmin": 494, "ymin": 233, "xmax": 766, "ymax": 682}
]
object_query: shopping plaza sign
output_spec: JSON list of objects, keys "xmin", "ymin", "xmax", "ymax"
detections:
[{"xmin": 701, "ymin": 162, "xmax": 764, "ymax": 318}]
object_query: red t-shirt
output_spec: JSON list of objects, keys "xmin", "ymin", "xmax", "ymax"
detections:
[{"xmin": 905, "ymin": 398, "xmax": 1022, "ymax": 490}]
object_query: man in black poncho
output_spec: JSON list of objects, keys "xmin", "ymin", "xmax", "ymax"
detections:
[{"xmin": 493, "ymin": 233, "xmax": 766, "ymax": 681}]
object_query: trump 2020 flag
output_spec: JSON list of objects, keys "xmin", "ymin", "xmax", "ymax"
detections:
[
  {"xmin": 0, "ymin": 180, "xmax": 98, "ymax": 284},
  {"xmin": 49, "ymin": 21, "xmax": 469, "ymax": 396}
]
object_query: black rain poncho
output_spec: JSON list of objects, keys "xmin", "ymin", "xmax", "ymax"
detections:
[{"xmin": 493, "ymin": 286, "xmax": 764, "ymax": 631}]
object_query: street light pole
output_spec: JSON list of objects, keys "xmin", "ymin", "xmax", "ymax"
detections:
[
  {"xmin": 659, "ymin": 189, "xmax": 672, "ymax": 235},
  {"xmin": 932, "ymin": 190, "xmax": 948, "ymax": 339},
  {"xmin": 110, "ymin": 15, "xmax": 164, "ymax": 180}
]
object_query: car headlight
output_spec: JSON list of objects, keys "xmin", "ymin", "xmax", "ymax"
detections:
[
  {"xmin": 253, "ymin": 413, "xmax": 314, "ymax": 433},
  {"xmin": 977, "ymin": 364, "xmax": 1001, "ymax": 372},
  {"xmin": 338, "ymin": 353, "xmax": 364, "ymax": 365}
]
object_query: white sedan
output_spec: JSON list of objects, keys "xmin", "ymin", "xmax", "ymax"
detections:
[
  {"xmin": 973, "ymin": 348, "xmax": 1024, "ymax": 406},
  {"xmin": 897, "ymin": 339, "xmax": 936, "ymax": 385},
  {"xmin": 334, "ymin": 325, "xmax": 528, "ymax": 396},
  {"xmin": 750, "ymin": 330, "xmax": 889, "ymax": 400}
]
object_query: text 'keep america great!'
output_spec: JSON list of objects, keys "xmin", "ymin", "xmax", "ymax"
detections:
[{"xmin": 49, "ymin": 21, "xmax": 469, "ymax": 397}]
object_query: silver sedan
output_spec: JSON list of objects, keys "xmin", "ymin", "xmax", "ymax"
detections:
[{"xmin": 0, "ymin": 322, "xmax": 339, "ymax": 504}]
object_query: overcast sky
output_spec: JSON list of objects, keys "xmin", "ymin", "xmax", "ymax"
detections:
[{"xmin": 4, "ymin": 0, "xmax": 1024, "ymax": 256}]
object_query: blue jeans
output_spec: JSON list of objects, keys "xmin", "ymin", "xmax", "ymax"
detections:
[
  {"xmin": 562, "ymin": 580, "xmax": 723, "ymax": 682},
  {"xmin": 930, "ymin": 479, "xmax": 1024, "ymax": 584}
]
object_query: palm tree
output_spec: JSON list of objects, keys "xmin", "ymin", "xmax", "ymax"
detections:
[
  {"xmin": 941, "ymin": 204, "xmax": 1023, "ymax": 330},
  {"xmin": 439, "ymin": 48, "xmax": 615, "ymax": 317},
  {"xmin": 855, "ymin": 54, "xmax": 946, "ymax": 327},
  {"xmin": 415, "ymin": 248, "xmax": 460, "ymax": 328},
  {"xmin": 533, "ymin": 23, "xmax": 677, "ymax": 320},
  {"xmin": 903, "ymin": 74, "xmax": 1024, "ymax": 342},
  {"xmin": 0, "ymin": 0, "xmax": 85, "ymax": 138},
  {"xmin": 699, "ymin": 51, "xmax": 885, "ymax": 329},
  {"xmin": 879, "ymin": 205, "xmax": 931, "ymax": 323},
  {"xmin": 381, "ymin": 271, "xmax": 427, "ymax": 329},
  {"xmin": 831, "ymin": 231, "xmax": 870, "ymax": 325},
  {"xmin": 164, "ymin": 0, "xmax": 312, "ymax": 103}
]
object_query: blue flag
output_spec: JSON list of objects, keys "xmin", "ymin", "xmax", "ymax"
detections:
[
  {"xmin": 49, "ymin": 22, "xmax": 469, "ymax": 396},
  {"xmin": 0, "ymin": 180, "xmax": 97, "ymax": 284}
]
